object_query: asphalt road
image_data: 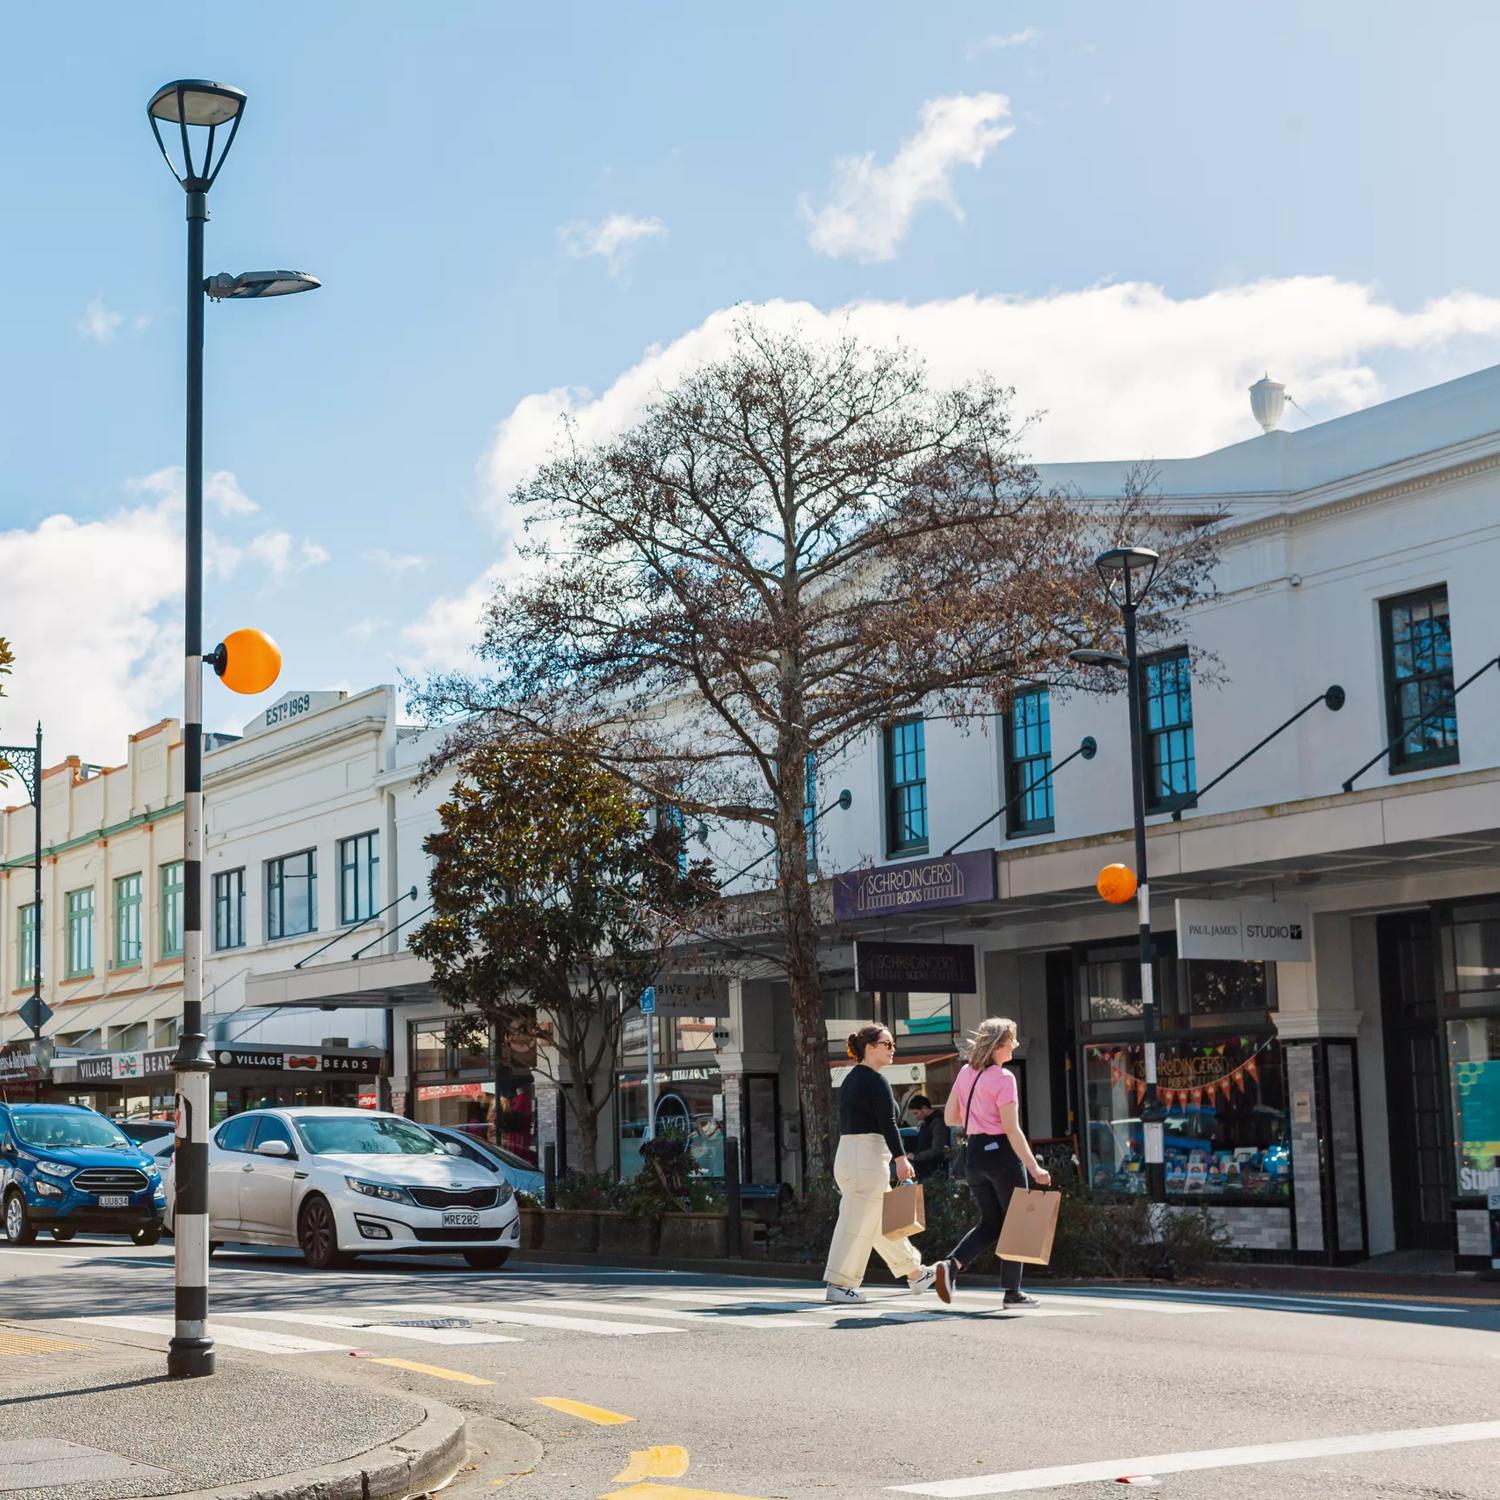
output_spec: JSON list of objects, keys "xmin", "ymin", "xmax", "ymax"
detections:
[{"xmin": 3, "ymin": 1237, "xmax": 1498, "ymax": 1499}]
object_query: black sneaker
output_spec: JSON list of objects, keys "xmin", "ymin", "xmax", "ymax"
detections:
[
  {"xmin": 934, "ymin": 1260, "xmax": 956, "ymax": 1305},
  {"xmin": 1003, "ymin": 1290, "xmax": 1039, "ymax": 1308}
]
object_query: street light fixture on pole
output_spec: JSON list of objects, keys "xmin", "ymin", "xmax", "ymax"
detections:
[
  {"xmin": 1071, "ymin": 543, "xmax": 1167, "ymax": 1204},
  {"xmin": 147, "ymin": 78, "xmax": 312, "ymax": 1380},
  {"xmin": 0, "ymin": 724, "xmax": 46, "ymax": 1070}
]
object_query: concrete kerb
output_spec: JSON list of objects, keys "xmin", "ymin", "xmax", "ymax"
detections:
[{"xmin": 163, "ymin": 1402, "xmax": 466, "ymax": 1500}]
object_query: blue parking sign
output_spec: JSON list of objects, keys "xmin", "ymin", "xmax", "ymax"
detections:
[{"xmin": 639, "ymin": 986, "xmax": 656, "ymax": 1015}]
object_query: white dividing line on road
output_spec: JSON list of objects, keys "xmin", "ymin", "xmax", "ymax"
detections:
[
  {"xmin": 619, "ymin": 1288, "xmax": 1096, "ymax": 1319},
  {"xmin": 62, "ymin": 1315, "xmax": 352, "ymax": 1356},
  {"xmin": 371, "ymin": 1301, "xmax": 686, "ymax": 1337},
  {"xmin": 228, "ymin": 1309, "xmax": 521, "ymax": 1344},
  {"xmin": 1047, "ymin": 1288, "xmax": 1466, "ymax": 1316},
  {"xmin": 515, "ymin": 1298, "xmax": 825, "ymax": 1329},
  {"xmin": 891, "ymin": 1421, "xmax": 1500, "ymax": 1495}
]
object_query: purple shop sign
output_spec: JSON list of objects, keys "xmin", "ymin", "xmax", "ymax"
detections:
[{"xmin": 832, "ymin": 849, "xmax": 996, "ymax": 922}]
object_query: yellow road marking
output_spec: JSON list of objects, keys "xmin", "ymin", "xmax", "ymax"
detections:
[
  {"xmin": 1314, "ymin": 1291, "xmax": 1499, "ymax": 1307},
  {"xmin": 369, "ymin": 1357, "xmax": 495, "ymax": 1386},
  {"xmin": 0, "ymin": 1330, "xmax": 88, "ymax": 1355},
  {"xmin": 603, "ymin": 1486, "xmax": 771, "ymax": 1500},
  {"xmin": 534, "ymin": 1396, "xmax": 635, "ymax": 1425},
  {"xmin": 613, "ymin": 1445, "xmax": 691, "ymax": 1481}
]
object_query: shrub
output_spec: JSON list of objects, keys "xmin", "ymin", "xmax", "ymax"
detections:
[{"xmin": 553, "ymin": 1171, "xmax": 618, "ymax": 1211}]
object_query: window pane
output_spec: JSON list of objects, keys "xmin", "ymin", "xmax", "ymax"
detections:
[
  {"xmin": 1449, "ymin": 1017, "xmax": 1500, "ymax": 1195},
  {"xmin": 885, "ymin": 718, "xmax": 928, "ymax": 852},
  {"xmin": 1143, "ymin": 652, "xmax": 1196, "ymax": 810},
  {"xmin": 268, "ymin": 851, "xmax": 316, "ymax": 939},
  {"xmin": 1006, "ymin": 688, "xmax": 1054, "ymax": 835},
  {"xmin": 1084, "ymin": 1037, "xmax": 1291, "ymax": 1200},
  {"xmin": 160, "ymin": 863, "xmax": 184, "ymax": 958},
  {"xmin": 114, "ymin": 875, "xmax": 141, "ymax": 967},
  {"xmin": 1383, "ymin": 586, "xmax": 1457, "ymax": 771}
]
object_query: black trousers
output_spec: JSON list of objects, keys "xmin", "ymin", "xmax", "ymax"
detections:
[{"xmin": 948, "ymin": 1134, "xmax": 1026, "ymax": 1290}]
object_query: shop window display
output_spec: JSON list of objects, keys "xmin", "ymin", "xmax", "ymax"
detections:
[
  {"xmin": 1449, "ymin": 1016, "xmax": 1500, "ymax": 1195},
  {"xmin": 1083, "ymin": 1035, "xmax": 1291, "ymax": 1201},
  {"xmin": 617, "ymin": 1073, "xmax": 725, "ymax": 1181}
]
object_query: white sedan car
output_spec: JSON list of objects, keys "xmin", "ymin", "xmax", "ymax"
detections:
[{"xmin": 166, "ymin": 1107, "xmax": 520, "ymax": 1270}]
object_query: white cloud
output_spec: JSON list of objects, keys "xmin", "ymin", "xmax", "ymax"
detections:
[
  {"xmin": 79, "ymin": 297, "xmax": 124, "ymax": 344},
  {"xmin": 559, "ymin": 213, "xmax": 668, "ymax": 276},
  {"xmin": 242, "ymin": 531, "xmax": 331, "ymax": 578},
  {"xmin": 801, "ymin": 93, "xmax": 1014, "ymax": 263},
  {"xmin": 128, "ymin": 466, "xmax": 259, "ymax": 517},
  {"xmin": 968, "ymin": 26, "xmax": 1040, "ymax": 56},
  {"xmin": 364, "ymin": 548, "xmax": 429, "ymax": 576},
  {"xmin": 401, "ymin": 275, "xmax": 1500, "ymax": 673}
]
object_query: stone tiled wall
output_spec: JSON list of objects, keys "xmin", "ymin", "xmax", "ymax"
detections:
[
  {"xmin": 1326, "ymin": 1044, "xmax": 1366, "ymax": 1253},
  {"xmin": 1286, "ymin": 1044, "xmax": 1324, "ymax": 1252},
  {"xmin": 1204, "ymin": 1205, "xmax": 1294, "ymax": 1252},
  {"xmin": 1456, "ymin": 1209, "xmax": 1490, "ymax": 1258},
  {"xmin": 535, "ymin": 1079, "xmax": 586, "ymax": 1175}
]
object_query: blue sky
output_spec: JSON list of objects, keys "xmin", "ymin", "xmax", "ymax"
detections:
[{"xmin": 6, "ymin": 2, "xmax": 1500, "ymax": 762}]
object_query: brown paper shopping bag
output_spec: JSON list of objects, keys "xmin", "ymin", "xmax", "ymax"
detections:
[
  {"xmin": 996, "ymin": 1189, "xmax": 1061, "ymax": 1265},
  {"xmin": 882, "ymin": 1181, "xmax": 925, "ymax": 1238}
]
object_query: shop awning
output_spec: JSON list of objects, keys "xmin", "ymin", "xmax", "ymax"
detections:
[{"xmin": 244, "ymin": 950, "xmax": 435, "ymax": 1011}]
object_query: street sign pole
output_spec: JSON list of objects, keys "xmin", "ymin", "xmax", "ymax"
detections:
[{"xmin": 641, "ymin": 986, "xmax": 657, "ymax": 1143}]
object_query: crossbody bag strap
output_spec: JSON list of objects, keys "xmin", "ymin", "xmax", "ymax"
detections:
[{"xmin": 961, "ymin": 1063, "xmax": 985, "ymax": 1137}]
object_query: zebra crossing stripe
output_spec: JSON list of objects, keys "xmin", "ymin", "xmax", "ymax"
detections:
[
  {"xmin": 515, "ymin": 1298, "xmax": 824, "ymax": 1329},
  {"xmin": 377, "ymin": 1302, "xmax": 686, "ymax": 1337},
  {"xmin": 67, "ymin": 1315, "xmax": 350, "ymax": 1355},
  {"xmin": 228, "ymin": 1309, "xmax": 521, "ymax": 1344}
]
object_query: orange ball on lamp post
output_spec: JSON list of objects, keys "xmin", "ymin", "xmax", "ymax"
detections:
[
  {"xmin": 210, "ymin": 628, "xmax": 282, "ymax": 696},
  {"xmin": 1096, "ymin": 863, "xmax": 1138, "ymax": 905}
]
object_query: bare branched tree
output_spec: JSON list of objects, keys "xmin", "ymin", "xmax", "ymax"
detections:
[{"xmin": 414, "ymin": 316, "xmax": 1219, "ymax": 1177}]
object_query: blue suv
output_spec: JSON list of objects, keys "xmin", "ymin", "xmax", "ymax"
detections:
[{"xmin": 0, "ymin": 1103, "xmax": 167, "ymax": 1246}]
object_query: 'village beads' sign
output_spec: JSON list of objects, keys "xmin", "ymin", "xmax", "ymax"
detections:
[
  {"xmin": 1175, "ymin": 898, "xmax": 1312, "ymax": 963},
  {"xmin": 833, "ymin": 850, "xmax": 996, "ymax": 922}
]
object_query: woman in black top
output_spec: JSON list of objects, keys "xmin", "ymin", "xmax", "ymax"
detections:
[{"xmin": 821, "ymin": 1024, "xmax": 938, "ymax": 1304}]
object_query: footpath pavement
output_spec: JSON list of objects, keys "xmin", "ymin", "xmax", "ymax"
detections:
[{"xmin": 0, "ymin": 1321, "xmax": 466, "ymax": 1500}]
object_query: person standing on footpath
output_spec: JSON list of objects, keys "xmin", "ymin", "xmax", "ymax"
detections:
[
  {"xmin": 822, "ymin": 1024, "xmax": 939, "ymax": 1304},
  {"xmin": 907, "ymin": 1094, "xmax": 950, "ymax": 1182},
  {"xmin": 932, "ymin": 1017, "xmax": 1051, "ymax": 1307}
]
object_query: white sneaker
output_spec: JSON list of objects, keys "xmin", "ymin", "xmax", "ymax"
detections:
[
  {"xmin": 825, "ymin": 1284, "xmax": 867, "ymax": 1304},
  {"xmin": 909, "ymin": 1265, "xmax": 938, "ymax": 1295}
]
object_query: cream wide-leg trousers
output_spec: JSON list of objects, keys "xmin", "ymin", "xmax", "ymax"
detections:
[{"xmin": 822, "ymin": 1133, "xmax": 924, "ymax": 1289}]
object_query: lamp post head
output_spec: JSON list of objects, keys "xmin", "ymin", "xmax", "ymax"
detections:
[
  {"xmin": 1070, "ymin": 648, "xmax": 1129, "ymax": 672},
  {"xmin": 837, "ymin": 789, "xmax": 853, "ymax": 811},
  {"xmin": 1095, "ymin": 545, "xmax": 1160, "ymax": 609},
  {"xmin": 1079, "ymin": 735, "xmax": 1099, "ymax": 760},
  {"xmin": 205, "ymin": 270, "xmax": 321, "ymax": 301},
  {"xmin": 147, "ymin": 79, "xmax": 247, "ymax": 192}
]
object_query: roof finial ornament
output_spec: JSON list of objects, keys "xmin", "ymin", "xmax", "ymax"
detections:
[{"xmin": 1250, "ymin": 374, "xmax": 1287, "ymax": 433}]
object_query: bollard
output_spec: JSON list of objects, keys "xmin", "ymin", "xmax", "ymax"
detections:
[
  {"xmin": 543, "ymin": 1142, "xmax": 557, "ymax": 1209},
  {"xmin": 724, "ymin": 1134, "xmax": 742, "ymax": 1259}
]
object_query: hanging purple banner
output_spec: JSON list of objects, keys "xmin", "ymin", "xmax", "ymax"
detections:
[{"xmin": 832, "ymin": 849, "xmax": 996, "ymax": 922}]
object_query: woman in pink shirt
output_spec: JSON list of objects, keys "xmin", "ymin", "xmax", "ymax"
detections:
[{"xmin": 933, "ymin": 1016, "xmax": 1050, "ymax": 1307}]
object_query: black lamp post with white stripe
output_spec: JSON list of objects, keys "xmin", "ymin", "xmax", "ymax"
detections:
[{"xmin": 147, "ymin": 79, "xmax": 315, "ymax": 1379}]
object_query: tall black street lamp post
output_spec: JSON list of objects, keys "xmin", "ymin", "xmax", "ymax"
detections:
[
  {"xmin": 147, "ymin": 79, "xmax": 315, "ymax": 1380},
  {"xmin": 0, "ymin": 724, "xmax": 46, "ymax": 1066},
  {"xmin": 1071, "ymin": 544, "xmax": 1167, "ymax": 1204}
]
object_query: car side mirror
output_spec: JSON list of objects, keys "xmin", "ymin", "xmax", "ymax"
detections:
[
  {"xmin": 0, "ymin": 1136, "xmax": 12, "ymax": 1156},
  {"xmin": 442, "ymin": 1140, "xmax": 462, "ymax": 1156},
  {"xmin": 256, "ymin": 1139, "xmax": 293, "ymax": 1159}
]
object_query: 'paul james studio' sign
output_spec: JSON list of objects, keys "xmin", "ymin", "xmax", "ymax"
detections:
[
  {"xmin": 1174, "ymin": 899, "xmax": 1312, "ymax": 963},
  {"xmin": 833, "ymin": 850, "xmax": 996, "ymax": 922}
]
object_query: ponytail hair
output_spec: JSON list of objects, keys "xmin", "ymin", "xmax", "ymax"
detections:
[
  {"xmin": 847, "ymin": 1024, "xmax": 890, "ymax": 1063},
  {"xmin": 966, "ymin": 1016, "xmax": 1017, "ymax": 1070}
]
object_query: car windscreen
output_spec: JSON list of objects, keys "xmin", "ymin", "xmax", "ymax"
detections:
[
  {"xmin": 295, "ymin": 1115, "xmax": 446, "ymax": 1156},
  {"xmin": 14, "ymin": 1113, "xmax": 131, "ymax": 1150}
]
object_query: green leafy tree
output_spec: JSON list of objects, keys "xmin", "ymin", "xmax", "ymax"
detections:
[
  {"xmin": 415, "ymin": 317, "xmax": 1219, "ymax": 1179},
  {"xmin": 409, "ymin": 740, "xmax": 718, "ymax": 1170}
]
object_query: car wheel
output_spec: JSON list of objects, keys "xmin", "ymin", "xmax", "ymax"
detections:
[
  {"xmin": 132, "ymin": 1225, "xmax": 162, "ymax": 1247},
  {"xmin": 463, "ymin": 1249, "xmax": 511, "ymax": 1271},
  {"xmin": 4, "ymin": 1191, "xmax": 36, "ymax": 1246},
  {"xmin": 297, "ymin": 1196, "xmax": 345, "ymax": 1270}
]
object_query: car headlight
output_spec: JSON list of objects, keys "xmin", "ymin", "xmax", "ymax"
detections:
[
  {"xmin": 344, "ymin": 1177, "xmax": 412, "ymax": 1205},
  {"xmin": 36, "ymin": 1160, "xmax": 75, "ymax": 1179},
  {"xmin": 494, "ymin": 1180, "xmax": 514, "ymax": 1205},
  {"xmin": 35, "ymin": 1179, "xmax": 64, "ymax": 1197}
]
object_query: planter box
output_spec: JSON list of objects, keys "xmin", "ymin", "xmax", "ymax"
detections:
[
  {"xmin": 597, "ymin": 1210, "xmax": 661, "ymax": 1257},
  {"xmin": 659, "ymin": 1212, "xmax": 757, "ymax": 1259},
  {"xmin": 517, "ymin": 1207, "xmax": 546, "ymax": 1251},
  {"xmin": 543, "ymin": 1209, "xmax": 599, "ymax": 1253}
]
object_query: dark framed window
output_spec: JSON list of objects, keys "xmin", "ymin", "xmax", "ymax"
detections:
[
  {"xmin": 1142, "ymin": 649, "xmax": 1196, "ymax": 811},
  {"xmin": 160, "ymin": 862, "xmax": 184, "ymax": 958},
  {"xmin": 214, "ymin": 868, "xmax": 246, "ymax": 951},
  {"xmin": 884, "ymin": 717, "xmax": 928, "ymax": 854},
  {"xmin": 266, "ymin": 850, "xmax": 317, "ymax": 940},
  {"xmin": 338, "ymin": 831, "xmax": 379, "ymax": 925},
  {"xmin": 1004, "ymin": 687, "xmax": 1054, "ymax": 836},
  {"xmin": 1380, "ymin": 585, "xmax": 1457, "ymax": 773},
  {"xmin": 803, "ymin": 751, "xmax": 818, "ymax": 875}
]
